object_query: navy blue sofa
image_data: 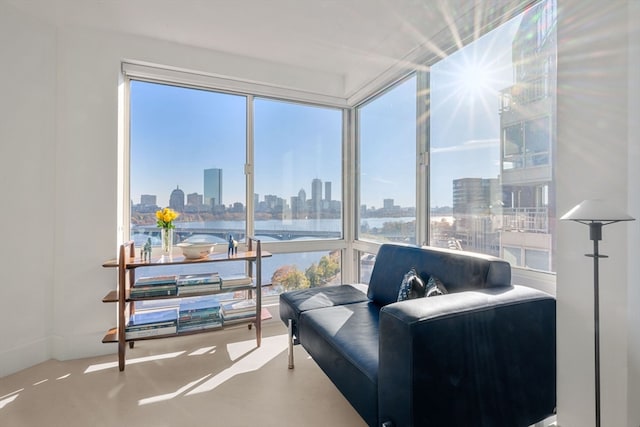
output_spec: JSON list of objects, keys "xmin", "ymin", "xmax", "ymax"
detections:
[{"xmin": 279, "ymin": 244, "xmax": 556, "ymax": 427}]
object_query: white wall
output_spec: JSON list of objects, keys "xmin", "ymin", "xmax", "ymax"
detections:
[
  {"xmin": 0, "ymin": 1, "xmax": 346, "ymax": 375},
  {"xmin": 627, "ymin": 1, "xmax": 640, "ymax": 425},
  {"xmin": 0, "ymin": 3, "xmax": 57, "ymax": 377},
  {"xmin": 556, "ymin": 1, "xmax": 638, "ymax": 426}
]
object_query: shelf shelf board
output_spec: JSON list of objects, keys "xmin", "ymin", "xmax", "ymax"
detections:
[
  {"xmin": 102, "ymin": 328, "xmax": 118, "ymax": 343},
  {"xmin": 103, "ymin": 250, "xmax": 271, "ymax": 269},
  {"xmin": 102, "ymin": 290, "xmax": 118, "ymax": 303}
]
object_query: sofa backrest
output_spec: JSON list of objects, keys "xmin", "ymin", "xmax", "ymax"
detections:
[{"xmin": 367, "ymin": 244, "xmax": 511, "ymax": 307}]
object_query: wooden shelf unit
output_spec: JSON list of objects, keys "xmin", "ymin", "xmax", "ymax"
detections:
[{"xmin": 102, "ymin": 237, "xmax": 269, "ymax": 371}]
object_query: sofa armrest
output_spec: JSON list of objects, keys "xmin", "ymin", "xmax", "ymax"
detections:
[{"xmin": 378, "ymin": 285, "xmax": 556, "ymax": 427}]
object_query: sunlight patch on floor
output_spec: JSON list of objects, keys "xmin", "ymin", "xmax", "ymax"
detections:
[
  {"xmin": 185, "ymin": 333, "xmax": 288, "ymax": 396},
  {"xmin": 84, "ymin": 351, "xmax": 186, "ymax": 373},
  {"xmin": 138, "ymin": 374, "xmax": 212, "ymax": 406},
  {"xmin": 188, "ymin": 346, "xmax": 216, "ymax": 356},
  {"xmin": 0, "ymin": 389, "xmax": 22, "ymax": 409}
]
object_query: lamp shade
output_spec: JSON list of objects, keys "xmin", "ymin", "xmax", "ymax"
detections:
[{"xmin": 560, "ymin": 199, "xmax": 635, "ymax": 222}]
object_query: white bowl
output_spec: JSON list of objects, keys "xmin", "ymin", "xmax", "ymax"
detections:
[{"xmin": 177, "ymin": 242, "xmax": 215, "ymax": 259}]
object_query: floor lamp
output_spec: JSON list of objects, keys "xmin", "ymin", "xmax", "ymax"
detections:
[{"xmin": 560, "ymin": 199, "xmax": 635, "ymax": 427}]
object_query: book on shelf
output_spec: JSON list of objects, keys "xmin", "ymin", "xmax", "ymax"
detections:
[
  {"xmin": 222, "ymin": 308, "xmax": 272, "ymax": 325},
  {"xmin": 126, "ymin": 324, "xmax": 177, "ymax": 339},
  {"xmin": 128, "ymin": 307, "xmax": 178, "ymax": 327},
  {"xmin": 178, "ymin": 284, "xmax": 221, "ymax": 295},
  {"xmin": 220, "ymin": 273, "xmax": 253, "ymax": 289},
  {"xmin": 220, "ymin": 298, "xmax": 256, "ymax": 315},
  {"xmin": 177, "ymin": 321, "xmax": 222, "ymax": 333},
  {"xmin": 134, "ymin": 275, "xmax": 178, "ymax": 286},
  {"xmin": 176, "ymin": 272, "xmax": 221, "ymax": 286},
  {"xmin": 129, "ymin": 284, "xmax": 178, "ymax": 298},
  {"xmin": 179, "ymin": 309, "xmax": 221, "ymax": 323}
]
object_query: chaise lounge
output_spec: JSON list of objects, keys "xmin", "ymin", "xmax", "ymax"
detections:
[{"xmin": 280, "ymin": 243, "xmax": 556, "ymax": 427}]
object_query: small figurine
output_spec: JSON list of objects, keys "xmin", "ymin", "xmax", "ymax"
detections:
[
  {"xmin": 142, "ymin": 237, "xmax": 152, "ymax": 262},
  {"xmin": 228, "ymin": 234, "xmax": 238, "ymax": 256}
]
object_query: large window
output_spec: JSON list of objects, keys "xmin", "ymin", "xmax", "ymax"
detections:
[
  {"xmin": 429, "ymin": 0, "xmax": 557, "ymax": 272},
  {"xmin": 125, "ymin": 0, "xmax": 556, "ymax": 290},
  {"xmin": 127, "ymin": 79, "xmax": 344, "ymax": 293},
  {"xmin": 254, "ymin": 98, "xmax": 343, "ymax": 241},
  {"xmin": 129, "ymin": 81, "xmax": 246, "ymax": 247},
  {"xmin": 357, "ymin": 76, "xmax": 418, "ymax": 245}
]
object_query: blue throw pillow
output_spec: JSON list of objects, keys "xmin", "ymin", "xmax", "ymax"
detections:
[
  {"xmin": 397, "ymin": 268, "xmax": 426, "ymax": 301},
  {"xmin": 426, "ymin": 275, "xmax": 448, "ymax": 297}
]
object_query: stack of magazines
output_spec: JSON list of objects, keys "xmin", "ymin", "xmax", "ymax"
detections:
[
  {"xmin": 220, "ymin": 298, "xmax": 256, "ymax": 325},
  {"xmin": 125, "ymin": 306, "xmax": 178, "ymax": 339},
  {"xmin": 176, "ymin": 272, "xmax": 221, "ymax": 295},
  {"xmin": 178, "ymin": 296, "xmax": 223, "ymax": 332},
  {"xmin": 130, "ymin": 275, "xmax": 178, "ymax": 298},
  {"xmin": 220, "ymin": 273, "xmax": 253, "ymax": 290}
]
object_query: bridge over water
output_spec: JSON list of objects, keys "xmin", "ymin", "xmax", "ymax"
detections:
[{"xmin": 132, "ymin": 226, "xmax": 341, "ymax": 243}]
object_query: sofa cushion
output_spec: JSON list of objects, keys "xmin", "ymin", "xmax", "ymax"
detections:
[
  {"xmin": 279, "ymin": 285, "xmax": 369, "ymax": 335},
  {"xmin": 426, "ymin": 275, "xmax": 448, "ymax": 297},
  {"xmin": 397, "ymin": 268, "xmax": 426, "ymax": 301}
]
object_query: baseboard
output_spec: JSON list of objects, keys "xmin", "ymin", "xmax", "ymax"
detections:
[{"xmin": 0, "ymin": 337, "xmax": 51, "ymax": 378}]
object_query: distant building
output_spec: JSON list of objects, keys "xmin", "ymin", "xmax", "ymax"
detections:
[
  {"xmin": 452, "ymin": 178, "xmax": 500, "ymax": 255},
  {"xmin": 204, "ymin": 168, "xmax": 222, "ymax": 206},
  {"xmin": 187, "ymin": 192, "xmax": 203, "ymax": 206},
  {"xmin": 140, "ymin": 194, "xmax": 156, "ymax": 206},
  {"xmin": 169, "ymin": 186, "xmax": 185, "ymax": 212},
  {"xmin": 324, "ymin": 181, "xmax": 331, "ymax": 202},
  {"xmin": 311, "ymin": 178, "xmax": 322, "ymax": 214}
]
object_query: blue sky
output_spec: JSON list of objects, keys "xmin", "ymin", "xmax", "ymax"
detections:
[{"xmin": 130, "ymin": 13, "xmax": 520, "ymax": 209}]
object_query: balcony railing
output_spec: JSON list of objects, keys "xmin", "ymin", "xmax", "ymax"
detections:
[{"xmin": 502, "ymin": 207, "xmax": 549, "ymax": 233}]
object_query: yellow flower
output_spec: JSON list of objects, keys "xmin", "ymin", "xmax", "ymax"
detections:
[{"xmin": 156, "ymin": 207, "xmax": 179, "ymax": 229}]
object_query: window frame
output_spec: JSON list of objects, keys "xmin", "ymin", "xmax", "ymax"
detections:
[
  {"xmin": 120, "ymin": 64, "xmax": 351, "ymax": 272},
  {"xmin": 119, "ymin": 0, "xmax": 556, "ymax": 294}
]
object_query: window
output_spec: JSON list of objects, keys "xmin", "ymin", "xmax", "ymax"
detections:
[
  {"xmin": 126, "ymin": 77, "xmax": 346, "ymax": 297},
  {"xmin": 357, "ymin": 76, "xmax": 418, "ymax": 245},
  {"xmin": 129, "ymin": 81, "xmax": 246, "ymax": 247},
  {"xmin": 429, "ymin": 0, "xmax": 557, "ymax": 273},
  {"xmin": 254, "ymin": 98, "xmax": 343, "ymax": 241}
]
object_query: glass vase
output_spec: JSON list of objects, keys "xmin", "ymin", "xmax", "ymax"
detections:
[{"xmin": 161, "ymin": 227, "xmax": 173, "ymax": 258}]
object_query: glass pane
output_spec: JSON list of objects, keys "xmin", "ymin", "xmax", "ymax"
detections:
[
  {"xmin": 358, "ymin": 76, "xmax": 417, "ymax": 244},
  {"xmin": 262, "ymin": 251, "xmax": 342, "ymax": 294},
  {"xmin": 429, "ymin": 0, "xmax": 557, "ymax": 272},
  {"xmin": 524, "ymin": 116, "xmax": 550, "ymax": 166},
  {"xmin": 525, "ymin": 248, "xmax": 550, "ymax": 271},
  {"xmin": 254, "ymin": 98, "xmax": 342, "ymax": 241},
  {"xmin": 129, "ymin": 81, "xmax": 247, "ymax": 246},
  {"xmin": 503, "ymin": 246, "xmax": 522, "ymax": 267},
  {"xmin": 359, "ymin": 251, "xmax": 376, "ymax": 284}
]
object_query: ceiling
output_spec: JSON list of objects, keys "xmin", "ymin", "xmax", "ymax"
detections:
[{"xmin": 6, "ymin": 0, "xmax": 530, "ymax": 97}]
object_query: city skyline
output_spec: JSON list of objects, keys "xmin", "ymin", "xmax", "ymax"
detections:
[{"xmin": 129, "ymin": 13, "xmax": 521, "ymax": 211}]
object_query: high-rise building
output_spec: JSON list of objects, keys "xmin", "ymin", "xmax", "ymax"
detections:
[
  {"xmin": 452, "ymin": 178, "xmax": 500, "ymax": 255},
  {"xmin": 499, "ymin": 0, "xmax": 556, "ymax": 271},
  {"xmin": 311, "ymin": 178, "xmax": 322, "ymax": 214},
  {"xmin": 324, "ymin": 181, "xmax": 331, "ymax": 202},
  {"xmin": 169, "ymin": 186, "xmax": 185, "ymax": 212},
  {"xmin": 204, "ymin": 168, "xmax": 223, "ymax": 206},
  {"xmin": 140, "ymin": 194, "xmax": 156, "ymax": 206}
]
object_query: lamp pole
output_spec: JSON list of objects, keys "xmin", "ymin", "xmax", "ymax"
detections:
[
  {"xmin": 561, "ymin": 199, "xmax": 635, "ymax": 427},
  {"xmin": 586, "ymin": 221, "xmax": 605, "ymax": 427}
]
